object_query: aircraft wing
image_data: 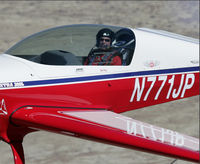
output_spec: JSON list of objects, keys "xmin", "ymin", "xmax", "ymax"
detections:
[{"xmin": 10, "ymin": 106, "xmax": 199, "ymax": 163}]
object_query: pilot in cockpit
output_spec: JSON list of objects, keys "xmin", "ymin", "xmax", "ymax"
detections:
[{"xmin": 84, "ymin": 28, "xmax": 122, "ymax": 65}]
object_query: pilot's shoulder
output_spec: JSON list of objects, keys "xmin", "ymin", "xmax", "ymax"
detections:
[
  {"xmin": 110, "ymin": 46, "xmax": 125, "ymax": 53},
  {"xmin": 91, "ymin": 46, "xmax": 99, "ymax": 52}
]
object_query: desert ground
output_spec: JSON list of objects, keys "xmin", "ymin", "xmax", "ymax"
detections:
[{"xmin": 0, "ymin": 1, "xmax": 199, "ymax": 164}]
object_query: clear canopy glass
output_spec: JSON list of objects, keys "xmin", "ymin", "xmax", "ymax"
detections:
[{"xmin": 6, "ymin": 24, "xmax": 135, "ymax": 66}]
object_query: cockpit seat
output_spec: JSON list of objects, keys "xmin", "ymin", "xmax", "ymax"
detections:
[
  {"xmin": 40, "ymin": 50, "xmax": 81, "ymax": 65},
  {"xmin": 113, "ymin": 28, "xmax": 135, "ymax": 65}
]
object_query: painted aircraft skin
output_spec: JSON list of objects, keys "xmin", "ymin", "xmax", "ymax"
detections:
[{"xmin": 0, "ymin": 24, "xmax": 199, "ymax": 164}]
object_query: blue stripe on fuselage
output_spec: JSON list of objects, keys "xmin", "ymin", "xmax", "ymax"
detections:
[{"xmin": 23, "ymin": 66, "xmax": 199, "ymax": 87}]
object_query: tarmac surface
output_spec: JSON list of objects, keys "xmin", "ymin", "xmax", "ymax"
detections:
[{"xmin": 0, "ymin": 1, "xmax": 199, "ymax": 164}]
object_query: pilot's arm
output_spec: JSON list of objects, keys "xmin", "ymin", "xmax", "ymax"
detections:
[
  {"xmin": 84, "ymin": 47, "xmax": 96, "ymax": 65},
  {"xmin": 109, "ymin": 55, "xmax": 122, "ymax": 65}
]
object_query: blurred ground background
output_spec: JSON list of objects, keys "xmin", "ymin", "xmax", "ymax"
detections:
[{"xmin": 0, "ymin": 1, "xmax": 199, "ymax": 164}]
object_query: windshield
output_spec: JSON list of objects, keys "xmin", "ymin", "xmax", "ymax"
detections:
[{"xmin": 6, "ymin": 24, "xmax": 135, "ymax": 66}]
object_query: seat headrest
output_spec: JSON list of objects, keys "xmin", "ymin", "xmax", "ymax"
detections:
[
  {"xmin": 41, "ymin": 50, "xmax": 67, "ymax": 65},
  {"xmin": 113, "ymin": 28, "xmax": 135, "ymax": 47},
  {"xmin": 40, "ymin": 50, "xmax": 81, "ymax": 65}
]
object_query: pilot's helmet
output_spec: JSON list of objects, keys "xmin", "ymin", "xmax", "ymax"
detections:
[{"xmin": 96, "ymin": 28, "xmax": 115, "ymax": 47}]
